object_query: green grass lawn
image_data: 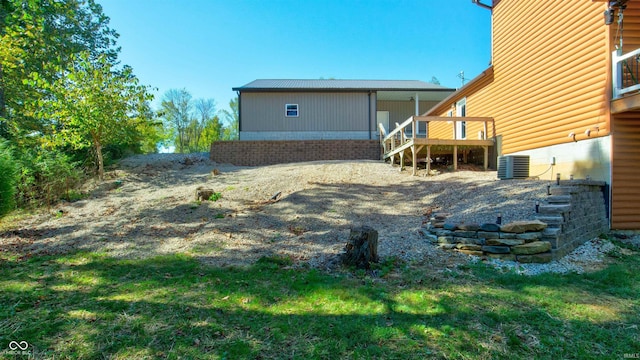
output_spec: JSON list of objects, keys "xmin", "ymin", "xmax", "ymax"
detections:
[{"xmin": 0, "ymin": 245, "xmax": 639, "ymax": 359}]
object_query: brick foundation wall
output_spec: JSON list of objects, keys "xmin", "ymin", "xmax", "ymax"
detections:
[{"xmin": 210, "ymin": 140, "xmax": 381, "ymax": 166}]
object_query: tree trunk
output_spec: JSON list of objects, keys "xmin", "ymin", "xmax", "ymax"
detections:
[
  {"xmin": 341, "ymin": 226, "xmax": 379, "ymax": 269},
  {"xmin": 95, "ymin": 140, "xmax": 104, "ymax": 181}
]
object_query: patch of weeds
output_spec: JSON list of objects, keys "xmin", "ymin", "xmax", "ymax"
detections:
[
  {"xmin": 65, "ymin": 190, "xmax": 88, "ymax": 202},
  {"xmin": 190, "ymin": 201, "xmax": 201, "ymax": 209},
  {"xmin": 255, "ymin": 255, "xmax": 293, "ymax": 269},
  {"xmin": 268, "ymin": 232, "xmax": 283, "ymax": 243},
  {"xmin": 371, "ymin": 257, "xmax": 403, "ymax": 278},
  {"xmin": 605, "ymin": 246, "xmax": 626, "ymax": 259},
  {"xmin": 288, "ymin": 224, "xmax": 307, "ymax": 236},
  {"xmin": 225, "ymin": 186, "xmax": 235, "ymax": 191},
  {"xmin": 214, "ymin": 213, "xmax": 225, "ymax": 219},
  {"xmin": 353, "ymin": 268, "xmax": 367, "ymax": 278},
  {"xmin": 191, "ymin": 242, "xmax": 224, "ymax": 254},
  {"xmin": 208, "ymin": 192, "xmax": 222, "ymax": 202}
]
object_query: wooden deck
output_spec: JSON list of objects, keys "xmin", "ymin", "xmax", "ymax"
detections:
[{"xmin": 380, "ymin": 116, "xmax": 495, "ymax": 175}]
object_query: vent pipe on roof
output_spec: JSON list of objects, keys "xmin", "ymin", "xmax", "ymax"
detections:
[{"xmin": 472, "ymin": 0, "xmax": 492, "ymax": 10}]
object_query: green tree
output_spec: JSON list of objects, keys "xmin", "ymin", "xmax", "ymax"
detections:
[
  {"xmin": 160, "ymin": 88, "xmax": 192, "ymax": 153},
  {"xmin": 0, "ymin": 0, "xmax": 119, "ymax": 143},
  {"xmin": 199, "ymin": 114, "xmax": 222, "ymax": 151},
  {"xmin": 30, "ymin": 52, "xmax": 154, "ymax": 180},
  {"xmin": 0, "ymin": 137, "xmax": 16, "ymax": 216},
  {"xmin": 220, "ymin": 96, "xmax": 239, "ymax": 140}
]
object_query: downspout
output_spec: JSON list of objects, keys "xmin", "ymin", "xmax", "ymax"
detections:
[
  {"xmin": 472, "ymin": 0, "xmax": 494, "ymax": 69},
  {"xmin": 368, "ymin": 91, "xmax": 372, "ymax": 139},
  {"xmin": 236, "ymin": 91, "xmax": 241, "ymax": 140},
  {"xmin": 471, "ymin": 0, "xmax": 492, "ymax": 10}
]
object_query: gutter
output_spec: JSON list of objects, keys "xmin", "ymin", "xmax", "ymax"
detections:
[{"xmin": 472, "ymin": 0, "xmax": 492, "ymax": 10}]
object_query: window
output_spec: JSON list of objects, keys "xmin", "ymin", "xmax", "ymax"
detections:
[{"xmin": 285, "ymin": 104, "xmax": 299, "ymax": 117}]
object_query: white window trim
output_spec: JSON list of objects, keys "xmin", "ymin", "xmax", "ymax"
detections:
[
  {"xmin": 285, "ymin": 104, "xmax": 299, "ymax": 117},
  {"xmin": 455, "ymin": 98, "xmax": 467, "ymax": 139}
]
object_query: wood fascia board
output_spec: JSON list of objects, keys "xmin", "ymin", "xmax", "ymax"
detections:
[
  {"xmin": 611, "ymin": 93, "xmax": 640, "ymax": 114},
  {"xmin": 423, "ymin": 67, "xmax": 494, "ymax": 116}
]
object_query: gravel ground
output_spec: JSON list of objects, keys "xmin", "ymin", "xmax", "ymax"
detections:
[{"xmin": 1, "ymin": 152, "xmax": 633, "ymax": 274}]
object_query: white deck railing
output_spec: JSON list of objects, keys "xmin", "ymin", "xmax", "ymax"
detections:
[{"xmin": 612, "ymin": 49, "xmax": 640, "ymax": 98}]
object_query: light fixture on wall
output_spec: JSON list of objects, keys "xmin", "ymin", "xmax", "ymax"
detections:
[
  {"xmin": 585, "ymin": 126, "xmax": 600, "ymax": 137},
  {"xmin": 568, "ymin": 132, "xmax": 577, "ymax": 142},
  {"xmin": 409, "ymin": 97, "xmax": 414, "ymax": 102}
]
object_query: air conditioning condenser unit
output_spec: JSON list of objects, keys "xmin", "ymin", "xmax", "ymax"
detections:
[{"xmin": 497, "ymin": 155, "xmax": 530, "ymax": 179}]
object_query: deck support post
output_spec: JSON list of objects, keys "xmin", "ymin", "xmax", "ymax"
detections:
[
  {"xmin": 483, "ymin": 146, "xmax": 489, "ymax": 170},
  {"xmin": 412, "ymin": 145, "xmax": 424, "ymax": 176},
  {"xmin": 426, "ymin": 145, "xmax": 431, "ymax": 174},
  {"xmin": 411, "ymin": 145, "xmax": 417, "ymax": 175},
  {"xmin": 453, "ymin": 145, "xmax": 458, "ymax": 171}
]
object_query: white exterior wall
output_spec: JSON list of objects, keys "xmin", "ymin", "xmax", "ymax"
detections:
[{"xmin": 510, "ymin": 136, "xmax": 611, "ymax": 184}]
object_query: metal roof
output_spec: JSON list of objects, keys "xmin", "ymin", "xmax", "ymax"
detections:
[{"xmin": 233, "ymin": 79, "xmax": 454, "ymax": 92}]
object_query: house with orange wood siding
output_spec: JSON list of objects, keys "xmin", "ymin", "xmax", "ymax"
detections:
[{"xmin": 424, "ymin": 0, "xmax": 640, "ymax": 230}]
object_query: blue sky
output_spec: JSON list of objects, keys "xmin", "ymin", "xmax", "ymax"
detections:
[{"xmin": 99, "ymin": 0, "xmax": 492, "ymax": 113}]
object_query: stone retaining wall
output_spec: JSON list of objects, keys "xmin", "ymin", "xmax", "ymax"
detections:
[
  {"xmin": 422, "ymin": 180, "xmax": 609, "ymax": 263},
  {"xmin": 537, "ymin": 180, "xmax": 609, "ymax": 258},
  {"xmin": 210, "ymin": 140, "xmax": 381, "ymax": 166}
]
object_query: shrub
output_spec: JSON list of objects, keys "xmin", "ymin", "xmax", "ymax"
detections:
[
  {"xmin": 0, "ymin": 139, "xmax": 17, "ymax": 217},
  {"xmin": 15, "ymin": 148, "xmax": 84, "ymax": 207}
]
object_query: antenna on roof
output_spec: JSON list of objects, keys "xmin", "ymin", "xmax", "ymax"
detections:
[{"xmin": 457, "ymin": 71, "xmax": 466, "ymax": 86}]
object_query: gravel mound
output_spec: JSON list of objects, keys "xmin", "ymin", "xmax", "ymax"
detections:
[{"xmin": 0, "ymin": 154, "xmax": 626, "ymax": 274}]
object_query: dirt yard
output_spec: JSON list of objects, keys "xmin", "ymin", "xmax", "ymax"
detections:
[{"xmin": 1, "ymin": 153, "xmax": 618, "ymax": 271}]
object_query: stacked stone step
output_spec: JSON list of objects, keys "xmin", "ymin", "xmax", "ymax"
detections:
[
  {"xmin": 536, "ymin": 181, "xmax": 608, "ymax": 259},
  {"xmin": 422, "ymin": 215, "xmax": 553, "ymax": 263}
]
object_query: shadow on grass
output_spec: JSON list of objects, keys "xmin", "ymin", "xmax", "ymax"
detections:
[{"xmin": 1, "ymin": 251, "xmax": 638, "ymax": 359}]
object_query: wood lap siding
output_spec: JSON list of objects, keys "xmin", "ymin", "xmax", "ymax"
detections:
[
  {"xmin": 612, "ymin": 113, "xmax": 640, "ymax": 229},
  {"xmin": 426, "ymin": 1, "xmax": 611, "ymax": 153},
  {"xmin": 611, "ymin": 1, "xmax": 640, "ymax": 229},
  {"xmin": 426, "ymin": 0, "xmax": 640, "ymax": 228},
  {"xmin": 488, "ymin": 1, "xmax": 610, "ymax": 154}
]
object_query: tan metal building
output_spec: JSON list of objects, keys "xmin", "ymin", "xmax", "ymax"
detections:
[
  {"xmin": 425, "ymin": 0, "xmax": 640, "ymax": 229},
  {"xmin": 233, "ymin": 79, "xmax": 454, "ymax": 141}
]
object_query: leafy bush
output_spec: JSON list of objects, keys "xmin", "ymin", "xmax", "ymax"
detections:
[
  {"xmin": 15, "ymin": 148, "xmax": 84, "ymax": 207},
  {"xmin": 0, "ymin": 139, "xmax": 17, "ymax": 217},
  {"xmin": 208, "ymin": 192, "xmax": 222, "ymax": 202}
]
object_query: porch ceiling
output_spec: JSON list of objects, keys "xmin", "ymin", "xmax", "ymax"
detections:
[{"xmin": 376, "ymin": 90, "xmax": 452, "ymax": 102}]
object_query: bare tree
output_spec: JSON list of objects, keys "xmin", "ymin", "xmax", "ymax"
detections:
[
  {"xmin": 192, "ymin": 98, "xmax": 215, "ymax": 151},
  {"xmin": 161, "ymin": 89, "xmax": 192, "ymax": 153}
]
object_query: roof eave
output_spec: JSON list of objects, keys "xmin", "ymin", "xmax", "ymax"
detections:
[
  {"xmin": 423, "ymin": 66, "xmax": 495, "ymax": 115},
  {"xmin": 232, "ymin": 87, "xmax": 456, "ymax": 92}
]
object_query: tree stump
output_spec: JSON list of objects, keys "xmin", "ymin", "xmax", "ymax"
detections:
[{"xmin": 341, "ymin": 226, "xmax": 379, "ymax": 269}]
